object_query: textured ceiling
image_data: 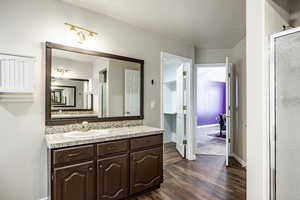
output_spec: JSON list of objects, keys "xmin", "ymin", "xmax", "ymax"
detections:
[{"xmin": 62, "ymin": 0, "xmax": 245, "ymax": 49}]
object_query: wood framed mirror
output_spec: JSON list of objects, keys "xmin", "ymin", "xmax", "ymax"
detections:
[{"xmin": 46, "ymin": 42, "xmax": 144, "ymax": 125}]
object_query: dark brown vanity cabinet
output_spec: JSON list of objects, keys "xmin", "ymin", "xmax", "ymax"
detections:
[
  {"xmin": 53, "ymin": 161, "xmax": 95, "ymax": 200},
  {"xmin": 50, "ymin": 134, "xmax": 163, "ymax": 200}
]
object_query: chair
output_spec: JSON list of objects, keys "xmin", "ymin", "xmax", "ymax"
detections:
[{"xmin": 217, "ymin": 114, "xmax": 226, "ymax": 138}]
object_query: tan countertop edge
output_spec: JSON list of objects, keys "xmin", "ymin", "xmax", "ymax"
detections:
[{"xmin": 45, "ymin": 126, "xmax": 164, "ymax": 149}]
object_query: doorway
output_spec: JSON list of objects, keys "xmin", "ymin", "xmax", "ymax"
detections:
[
  {"xmin": 195, "ymin": 59, "xmax": 233, "ymax": 166},
  {"xmin": 196, "ymin": 65, "xmax": 226, "ymax": 156},
  {"xmin": 160, "ymin": 52, "xmax": 195, "ymax": 160}
]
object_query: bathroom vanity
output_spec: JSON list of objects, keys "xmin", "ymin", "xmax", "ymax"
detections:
[
  {"xmin": 46, "ymin": 126, "xmax": 163, "ymax": 200},
  {"xmin": 44, "ymin": 42, "xmax": 163, "ymax": 199}
]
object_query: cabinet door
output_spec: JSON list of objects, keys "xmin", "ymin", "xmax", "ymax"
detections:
[
  {"xmin": 97, "ymin": 155, "xmax": 129, "ymax": 200},
  {"xmin": 53, "ymin": 161, "xmax": 95, "ymax": 200},
  {"xmin": 130, "ymin": 147, "xmax": 163, "ymax": 194}
]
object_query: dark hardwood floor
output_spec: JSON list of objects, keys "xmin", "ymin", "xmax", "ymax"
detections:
[{"xmin": 131, "ymin": 143, "xmax": 246, "ymax": 200}]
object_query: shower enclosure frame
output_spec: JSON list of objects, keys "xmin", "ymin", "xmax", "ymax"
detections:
[{"xmin": 269, "ymin": 27, "xmax": 300, "ymax": 200}]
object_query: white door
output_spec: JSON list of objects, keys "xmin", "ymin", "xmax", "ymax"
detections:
[
  {"xmin": 225, "ymin": 57, "xmax": 233, "ymax": 166},
  {"xmin": 124, "ymin": 69, "xmax": 140, "ymax": 116},
  {"xmin": 176, "ymin": 64, "xmax": 185, "ymax": 157}
]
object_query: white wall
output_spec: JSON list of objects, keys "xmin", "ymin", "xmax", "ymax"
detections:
[
  {"xmin": 107, "ymin": 60, "xmax": 140, "ymax": 117},
  {"xmin": 267, "ymin": 0, "xmax": 290, "ymax": 23},
  {"xmin": 266, "ymin": 1, "xmax": 290, "ymax": 35},
  {"xmin": 246, "ymin": 0, "xmax": 291, "ymax": 199},
  {"xmin": 107, "ymin": 62, "xmax": 124, "ymax": 116},
  {"xmin": 231, "ymin": 37, "xmax": 247, "ymax": 162},
  {"xmin": 266, "ymin": 0, "xmax": 300, "ymax": 28},
  {"xmin": 244, "ymin": 1, "xmax": 291, "ymax": 199},
  {"xmin": 52, "ymin": 56, "xmax": 94, "ymax": 79},
  {"xmin": 247, "ymin": 0, "xmax": 267, "ymax": 198},
  {"xmin": 0, "ymin": 0, "xmax": 194, "ymax": 199},
  {"xmin": 195, "ymin": 48, "xmax": 232, "ymax": 64}
]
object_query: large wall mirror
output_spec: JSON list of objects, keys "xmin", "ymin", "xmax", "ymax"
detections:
[{"xmin": 46, "ymin": 42, "xmax": 144, "ymax": 125}]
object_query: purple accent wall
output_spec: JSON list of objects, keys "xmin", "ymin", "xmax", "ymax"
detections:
[{"xmin": 197, "ymin": 80, "xmax": 226, "ymax": 126}]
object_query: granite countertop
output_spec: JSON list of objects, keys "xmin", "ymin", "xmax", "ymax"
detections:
[
  {"xmin": 45, "ymin": 125, "xmax": 164, "ymax": 149},
  {"xmin": 51, "ymin": 113, "xmax": 98, "ymax": 119}
]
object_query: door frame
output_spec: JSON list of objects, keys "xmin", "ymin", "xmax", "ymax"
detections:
[
  {"xmin": 195, "ymin": 63, "xmax": 234, "ymax": 161},
  {"xmin": 160, "ymin": 52, "xmax": 196, "ymax": 160}
]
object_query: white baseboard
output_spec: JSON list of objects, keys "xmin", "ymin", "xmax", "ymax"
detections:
[
  {"xmin": 39, "ymin": 198, "xmax": 48, "ymax": 200},
  {"xmin": 231, "ymin": 153, "xmax": 246, "ymax": 167},
  {"xmin": 197, "ymin": 123, "xmax": 219, "ymax": 129},
  {"xmin": 197, "ymin": 124, "xmax": 220, "ymax": 133},
  {"xmin": 187, "ymin": 153, "xmax": 196, "ymax": 161}
]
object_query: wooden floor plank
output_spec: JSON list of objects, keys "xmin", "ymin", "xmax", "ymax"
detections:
[{"xmin": 131, "ymin": 143, "xmax": 246, "ymax": 200}]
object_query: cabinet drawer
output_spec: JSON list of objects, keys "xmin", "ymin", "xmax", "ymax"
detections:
[
  {"xmin": 53, "ymin": 145, "xmax": 94, "ymax": 165},
  {"xmin": 130, "ymin": 134, "xmax": 162, "ymax": 151},
  {"xmin": 97, "ymin": 140, "xmax": 129, "ymax": 157}
]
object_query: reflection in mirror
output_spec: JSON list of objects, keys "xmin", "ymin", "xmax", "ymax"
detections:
[
  {"xmin": 51, "ymin": 78, "xmax": 92, "ymax": 109},
  {"xmin": 51, "ymin": 85, "xmax": 76, "ymax": 107},
  {"xmin": 51, "ymin": 48, "xmax": 141, "ymax": 119}
]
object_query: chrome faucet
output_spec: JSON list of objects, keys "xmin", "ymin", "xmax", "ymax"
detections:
[{"xmin": 81, "ymin": 121, "xmax": 90, "ymax": 132}]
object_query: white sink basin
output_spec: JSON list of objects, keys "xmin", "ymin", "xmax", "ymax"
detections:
[{"xmin": 63, "ymin": 129, "xmax": 110, "ymax": 138}]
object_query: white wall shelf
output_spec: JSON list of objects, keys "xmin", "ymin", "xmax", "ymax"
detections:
[
  {"xmin": 0, "ymin": 93, "xmax": 35, "ymax": 103},
  {"xmin": 0, "ymin": 53, "xmax": 35, "ymax": 102}
]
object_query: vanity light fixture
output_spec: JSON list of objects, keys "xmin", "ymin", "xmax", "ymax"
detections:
[
  {"xmin": 65, "ymin": 23, "xmax": 98, "ymax": 43},
  {"xmin": 52, "ymin": 67, "xmax": 70, "ymax": 77}
]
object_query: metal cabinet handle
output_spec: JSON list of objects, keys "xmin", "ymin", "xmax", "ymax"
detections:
[
  {"xmin": 88, "ymin": 167, "xmax": 93, "ymax": 171},
  {"xmin": 68, "ymin": 153, "xmax": 80, "ymax": 157}
]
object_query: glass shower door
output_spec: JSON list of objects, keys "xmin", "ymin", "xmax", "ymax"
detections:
[{"xmin": 272, "ymin": 28, "xmax": 300, "ymax": 200}]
